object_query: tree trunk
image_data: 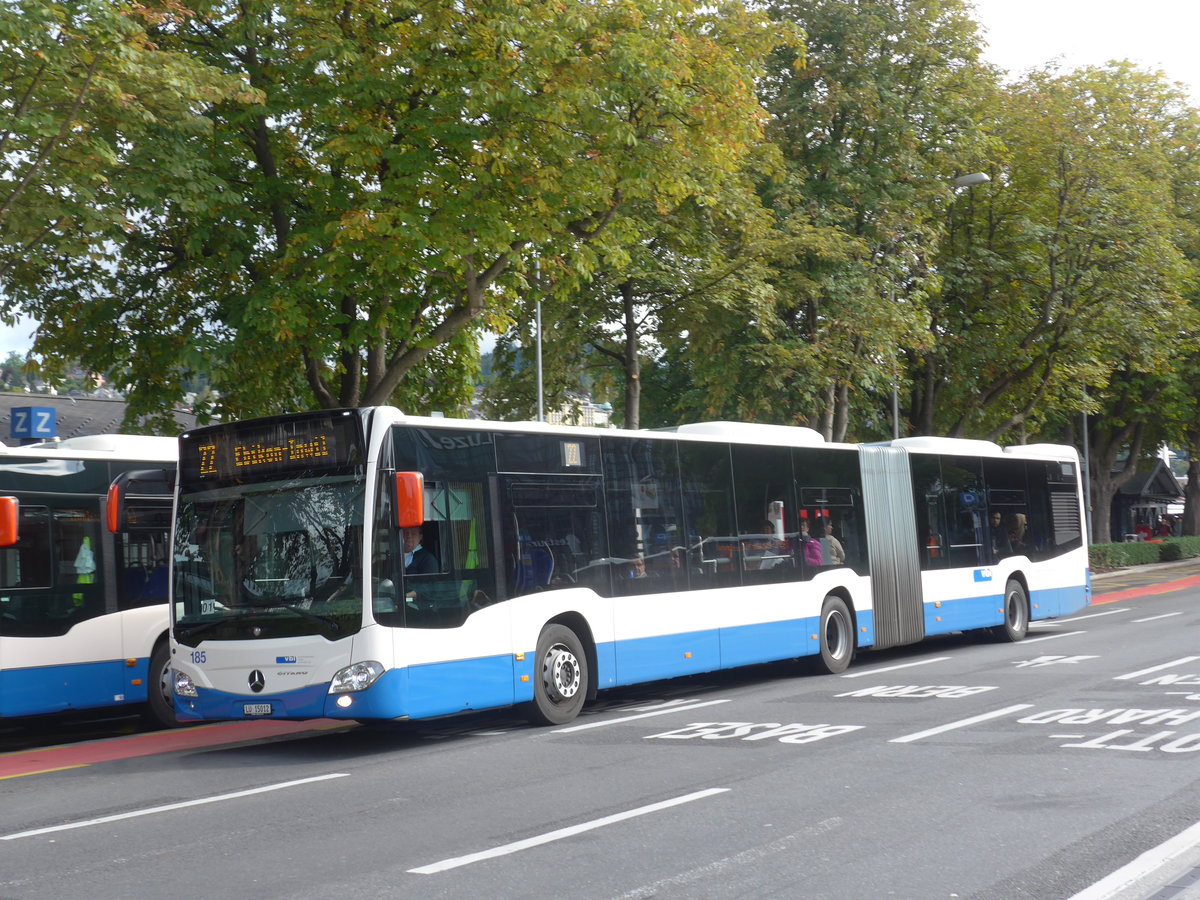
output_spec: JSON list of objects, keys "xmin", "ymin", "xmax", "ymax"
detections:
[
  {"xmin": 832, "ymin": 382, "xmax": 850, "ymax": 443},
  {"xmin": 1184, "ymin": 436, "xmax": 1200, "ymax": 536},
  {"xmin": 1086, "ymin": 419, "xmax": 1145, "ymax": 545},
  {"xmin": 621, "ymin": 281, "xmax": 641, "ymax": 430},
  {"xmin": 817, "ymin": 382, "xmax": 835, "ymax": 441}
]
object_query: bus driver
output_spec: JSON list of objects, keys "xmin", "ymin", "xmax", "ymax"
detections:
[{"xmin": 403, "ymin": 526, "xmax": 439, "ymax": 575}]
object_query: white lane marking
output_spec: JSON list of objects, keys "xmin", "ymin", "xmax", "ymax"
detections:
[
  {"xmin": 889, "ymin": 704, "xmax": 1033, "ymax": 744},
  {"xmin": 1041, "ymin": 609, "xmax": 1128, "ymax": 624},
  {"xmin": 1068, "ymin": 818, "xmax": 1200, "ymax": 899},
  {"xmin": 1022, "ymin": 630, "xmax": 1086, "ymax": 644},
  {"xmin": 1131, "ymin": 612, "xmax": 1184, "ymax": 623},
  {"xmin": 1, "ymin": 773, "xmax": 349, "ymax": 841},
  {"xmin": 552, "ymin": 699, "xmax": 731, "ymax": 733},
  {"xmin": 610, "ymin": 816, "xmax": 843, "ymax": 899},
  {"xmin": 408, "ymin": 787, "xmax": 731, "ymax": 875},
  {"xmin": 839, "ymin": 657, "xmax": 951, "ymax": 679},
  {"xmin": 1115, "ymin": 657, "xmax": 1200, "ymax": 681}
]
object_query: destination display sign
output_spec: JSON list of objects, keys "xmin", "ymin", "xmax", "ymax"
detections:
[{"xmin": 179, "ymin": 411, "xmax": 364, "ymax": 488}]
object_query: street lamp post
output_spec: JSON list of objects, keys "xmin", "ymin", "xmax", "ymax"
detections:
[
  {"xmin": 534, "ymin": 259, "xmax": 544, "ymax": 423},
  {"xmin": 891, "ymin": 171, "xmax": 991, "ymax": 441}
]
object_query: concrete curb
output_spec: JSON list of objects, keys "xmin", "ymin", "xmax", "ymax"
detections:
[{"xmin": 1090, "ymin": 557, "xmax": 1200, "ymax": 582}]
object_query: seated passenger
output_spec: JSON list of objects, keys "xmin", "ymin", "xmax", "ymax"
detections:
[
  {"xmin": 800, "ymin": 520, "xmax": 823, "ymax": 566},
  {"xmin": 403, "ymin": 526, "xmax": 439, "ymax": 575},
  {"xmin": 818, "ymin": 521, "xmax": 845, "ymax": 566}
]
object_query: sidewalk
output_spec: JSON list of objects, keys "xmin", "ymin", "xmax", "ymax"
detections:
[{"xmin": 1091, "ymin": 555, "xmax": 1200, "ymax": 599}]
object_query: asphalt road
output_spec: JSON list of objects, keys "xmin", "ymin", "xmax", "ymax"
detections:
[{"xmin": 2, "ymin": 565, "xmax": 1200, "ymax": 900}]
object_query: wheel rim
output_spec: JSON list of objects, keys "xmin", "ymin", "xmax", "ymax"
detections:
[
  {"xmin": 825, "ymin": 609, "xmax": 849, "ymax": 660},
  {"xmin": 542, "ymin": 643, "xmax": 581, "ymax": 703},
  {"xmin": 157, "ymin": 659, "xmax": 173, "ymax": 708},
  {"xmin": 1006, "ymin": 588, "xmax": 1026, "ymax": 630}
]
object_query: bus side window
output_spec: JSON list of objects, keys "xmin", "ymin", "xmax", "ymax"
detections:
[
  {"xmin": 371, "ymin": 472, "xmax": 402, "ymax": 620},
  {"xmin": 0, "ymin": 506, "xmax": 51, "ymax": 589},
  {"xmin": 678, "ymin": 443, "xmax": 737, "ymax": 591},
  {"xmin": 910, "ymin": 455, "xmax": 948, "ymax": 570}
]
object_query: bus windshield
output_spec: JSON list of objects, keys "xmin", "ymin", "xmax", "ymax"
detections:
[{"xmin": 173, "ymin": 475, "xmax": 365, "ymax": 645}]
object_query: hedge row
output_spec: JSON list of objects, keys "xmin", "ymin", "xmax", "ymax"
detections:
[{"xmin": 1089, "ymin": 536, "xmax": 1200, "ymax": 571}]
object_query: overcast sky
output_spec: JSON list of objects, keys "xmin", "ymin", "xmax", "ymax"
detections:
[
  {"xmin": 2, "ymin": 0, "xmax": 1195, "ymax": 360},
  {"xmin": 971, "ymin": 0, "xmax": 1199, "ymax": 97}
]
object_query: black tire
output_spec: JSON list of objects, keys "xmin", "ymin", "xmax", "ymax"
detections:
[
  {"xmin": 524, "ymin": 624, "xmax": 589, "ymax": 726},
  {"xmin": 991, "ymin": 579, "xmax": 1029, "ymax": 642},
  {"xmin": 143, "ymin": 639, "xmax": 181, "ymax": 728},
  {"xmin": 812, "ymin": 595, "xmax": 855, "ymax": 675}
]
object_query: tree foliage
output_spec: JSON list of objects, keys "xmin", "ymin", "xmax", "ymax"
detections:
[
  {"xmin": 484, "ymin": 153, "xmax": 782, "ymax": 429},
  {"xmin": 5, "ymin": 0, "xmax": 783, "ymax": 423},
  {"xmin": 750, "ymin": 0, "xmax": 990, "ymax": 440},
  {"xmin": 924, "ymin": 64, "xmax": 1196, "ymax": 445}
]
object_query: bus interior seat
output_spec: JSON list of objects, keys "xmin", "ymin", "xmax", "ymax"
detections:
[
  {"xmin": 122, "ymin": 568, "xmax": 147, "ymax": 600},
  {"xmin": 514, "ymin": 547, "xmax": 554, "ymax": 593},
  {"xmin": 137, "ymin": 565, "xmax": 169, "ymax": 602}
]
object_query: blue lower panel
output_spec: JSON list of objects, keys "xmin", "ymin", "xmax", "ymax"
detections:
[
  {"xmin": 926, "ymin": 593, "xmax": 1002, "ymax": 636},
  {"xmin": 924, "ymin": 582, "xmax": 1090, "ymax": 637},
  {"xmin": 720, "ymin": 618, "xmax": 814, "ymax": 668},
  {"xmin": 611, "ymin": 618, "xmax": 822, "ymax": 686},
  {"xmin": 176, "ymin": 653, "xmax": 517, "ymax": 722},
  {"xmin": 613, "ymin": 628, "xmax": 721, "ymax": 687},
  {"xmin": 404, "ymin": 653, "xmax": 515, "ymax": 719},
  {"xmin": 856, "ymin": 609, "xmax": 876, "ymax": 648},
  {"xmin": 1031, "ymin": 584, "xmax": 1089, "ymax": 619},
  {"xmin": 176, "ymin": 681, "xmax": 330, "ymax": 721},
  {"xmin": 0, "ymin": 659, "xmax": 131, "ymax": 718}
]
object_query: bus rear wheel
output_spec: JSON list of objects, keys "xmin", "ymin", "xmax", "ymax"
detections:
[
  {"xmin": 991, "ymin": 579, "xmax": 1029, "ymax": 642},
  {"xmin": 524, "ymin": 624, "xmax": 588, "ymax": 726},
  {"xmin": 811, "ymin": 595, "xmax": 854, "ymax": 675}
]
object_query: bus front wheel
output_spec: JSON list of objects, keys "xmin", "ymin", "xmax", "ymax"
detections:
[
  {"xmin": 812, "ymin": 595, "xmax": 854, "ymax": 675},
  {"xmin": 524, "ymin": 624, "xmax": 588, "ymax": 726},
  {"xmin": 992, "ymin": 580, "xmax": 1029, "ymax": 642},
  {"xmin": 144, "ymin": 639, "xmax": 181, "ymax": 728}
]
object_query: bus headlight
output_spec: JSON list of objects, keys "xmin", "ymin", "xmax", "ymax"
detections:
[
  {"xmin": 174, "ymin": 670, "xmax": 199, "ymax": 698},
  {"xmin": 328, "ymin": 661, "xmax": 384, "ymax": 694}
]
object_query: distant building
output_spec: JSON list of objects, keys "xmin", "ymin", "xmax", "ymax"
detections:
[
  {"xmin": 0, "ymin": 394, "xmax": 195, "ymax": 443},
  {"xmin": 470, "ymin": 387, "xmax": 616, "ymax": 427},
  {"xmin": 546, "ymin": 398, "xmax": 614, "ymax": 428},
  {"xmin": 1111, "ymin": 458, "xmax": 1184, "ymax": 541}
]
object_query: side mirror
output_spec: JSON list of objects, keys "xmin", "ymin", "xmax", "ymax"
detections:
[
  {"xmin": 107, "ymin": 468, "xmax": 175, "ymax": 533},
  {"xmin": 0, "ymin": 496, "xmax": 18, "ymax": 547},
  {"xmin": 106, "ymin": 483, "xmax": 123, "ymax": 534},
  {"xmin": 394, "ymin": 472, "xmax": 424, "ymax": 529}
]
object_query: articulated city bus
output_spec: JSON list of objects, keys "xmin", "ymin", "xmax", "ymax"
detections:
[
  {"xmin": 160, "ymin": 409, "xmax": 1088, "ymax": 726},
  {"xmin": 0, "ymin": 434, "xmax": 178, "ymax": 726}
]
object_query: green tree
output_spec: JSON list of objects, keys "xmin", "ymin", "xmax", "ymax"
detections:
[
  {"xmin": 486, "ymin": 156, "xmax": 782, "ymax": 429},
  {"xmin": 11, "ymin": 0, "xmax": 779, "ymax": 424},
  {"xmin": 0, "ymin": 0, "xmax": 252, "ymax": 293},
  {"xmin": 756, "ymin": 0, "xmax": 990, "ymax": 440},
  {"xmin": 924, "ymin": 64, "xmax": 1195, "ymax": 455}
]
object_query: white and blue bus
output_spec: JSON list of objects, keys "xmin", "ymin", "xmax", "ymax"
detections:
[
  {"xmin": 0, "ymin": 434, "xmax": 178, "ymax": 727},
  {"xmin": 162, "ymin": 409, "xmax": 1089, "ymax": 726}
]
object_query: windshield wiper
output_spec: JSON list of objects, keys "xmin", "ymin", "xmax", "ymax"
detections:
[
  {"xmin": 175, "ymin": 612, "xmax": 245, "ymax": 641},
  {"xmin": 176, "ymin": 600, "xmax": 342, "ymax": 640},
  {"xmin": 248, "ymin": 600, "xmax": 343, "ymax": 633}
]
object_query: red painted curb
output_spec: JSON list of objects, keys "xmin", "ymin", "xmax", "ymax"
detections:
[
  {"xmin": 0, "ymin": 719, "xmax": 346, "ymax": 779},
  {"xmin": 1092, "ymin": 574, "xmax": 1200, "ymax": 605}
]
